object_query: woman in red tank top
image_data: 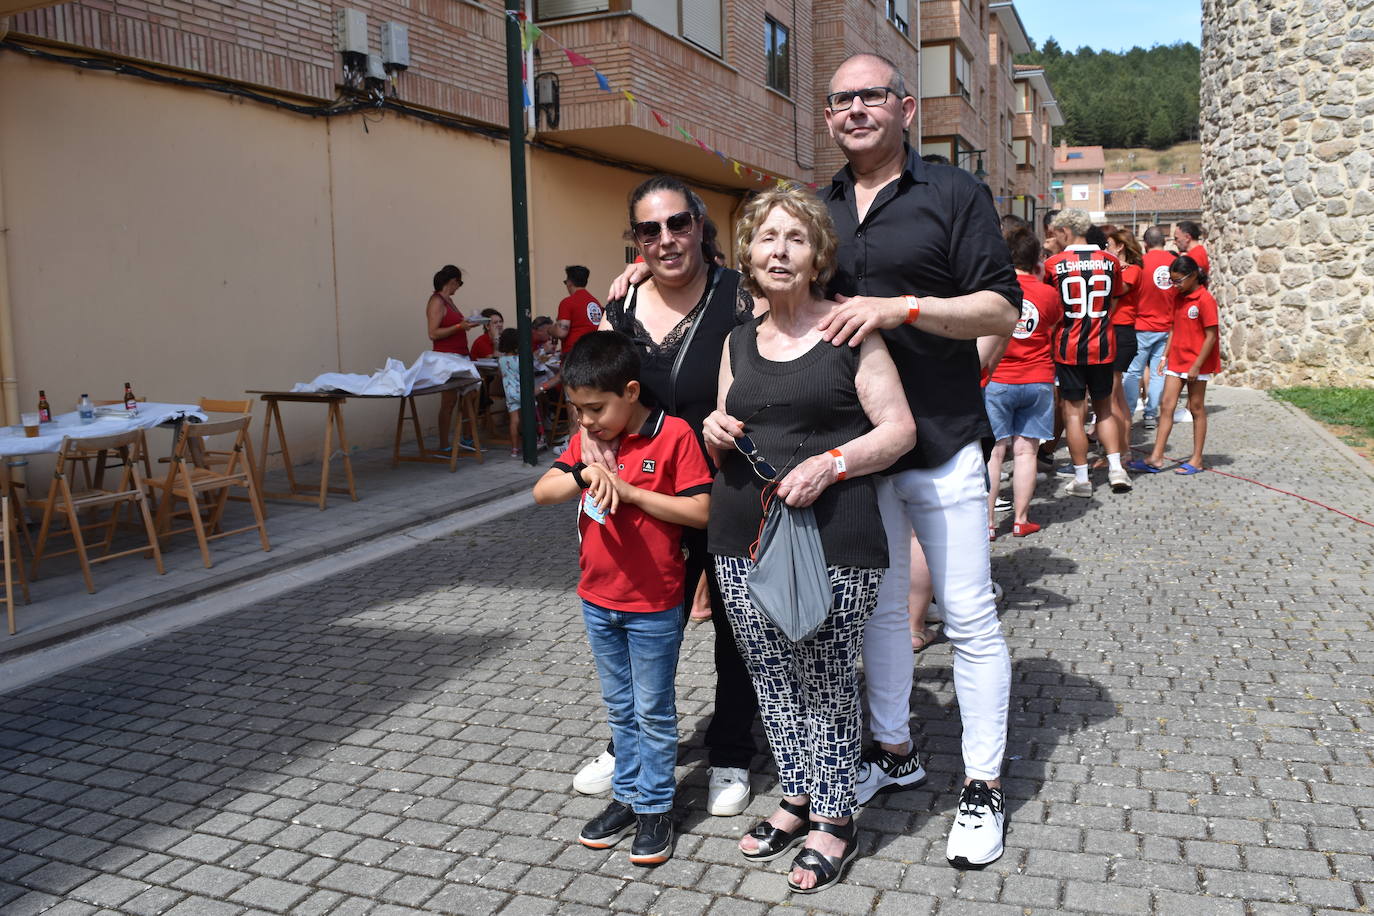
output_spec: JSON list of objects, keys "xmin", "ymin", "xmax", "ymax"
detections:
[{"xmin": 426, "ymin": 265, "xmax": 477, "ymax": 452}]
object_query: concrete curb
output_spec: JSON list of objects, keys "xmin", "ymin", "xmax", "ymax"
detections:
[
  {"xmin": 0, "ymin": 475, "xmax": 539, "ymax": 659},
  {"xmin": 1267, "ymin": 391, "xmax": 1374, "ymax": 484}
]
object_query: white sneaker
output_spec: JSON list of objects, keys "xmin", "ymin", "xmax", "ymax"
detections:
[
  {"xmin": 946, "ymin": 780, "xmax": 1006, "ymax": 869},
  {"xmin": 706, "ymin": 767, "xmax": 752, "ymax": 816},
  {"xmin": 1063, "ymin": 479, "xmax": 1093, "ymax": 498},
  {"xmin": 990, "ymin": 581, "xmax": 1003, "ymax": 604},
  {"xmin": 573, "ymin": 751, "xmax": 615, "ymax": 795},
  {"xmin": 1108, "ymin": 467, "xmax": 1132, "ymax": 493}
]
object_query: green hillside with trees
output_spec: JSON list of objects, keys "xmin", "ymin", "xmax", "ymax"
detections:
[{"xmin": 1017, "ymin": 40, "xmax": 1200, "ymax": 150}]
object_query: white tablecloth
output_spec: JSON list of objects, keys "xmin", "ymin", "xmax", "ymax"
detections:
[
  {"xmin": 0, "ymin": 402, "xmax": 207, "ymax": 457},
  {"xmin": 290, "ymin": 351, "xmax": 480, "ymax": 397}
]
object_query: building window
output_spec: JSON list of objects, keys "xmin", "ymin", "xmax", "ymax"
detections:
[
  {"xmin": 954, "ymin": 47, "xmax": 972, "ymax": 101},
  {"xmin": 1013, "ymin": 137, "xmax": 1032, "ymax": 168},
  {"xmin": 886, "ymin": 0, "xmax": 910, "ymax": 36},
  {"xmin": 765, "ymin": 17, "xmax": 790, "ymax": 95},
  {"xmin": 1071, "ymin": 184, "xmax": 1090, "ymax": 202}
]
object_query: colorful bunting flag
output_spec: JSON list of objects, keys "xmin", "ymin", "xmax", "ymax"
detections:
[
  {"xmin": 676, "ymin": 126, "xmax": 692, "ymax": 141},
  {"xmin": 732, "ymin": 160, "xmax": 741, "ymax": 175},
  {"xmin": 565, "ymin": 49, "xmax": 594, "ymax": 67},
  {"xmin": 622, "ymin": 89, "xmax": 635, "ymax": 104},
  {"xmin": 594, "ymin": 71, "xmax": 611, "ymax": 91},
  {"xmin": 652, "ymin": 110, "xmax": 669, "ymax": 127},
  {"xmin": 524, "ymin": 23, "xmax": 542, "ymax": 49}
]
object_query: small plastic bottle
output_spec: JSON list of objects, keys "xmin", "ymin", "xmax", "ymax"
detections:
[{"xmin": 78, "ymin": 393, "xmax": 95, "ymax": 425}]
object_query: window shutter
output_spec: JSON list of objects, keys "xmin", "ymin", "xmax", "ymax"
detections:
[
  {"xmin": 633, "ymin": 0, "xmax": 677, "ymax": 34},
  {"xmin": 681, "ymin": 0, "xmax": 722, "ymax": 55},
  {"xmin": 537, "ymin": 0, "xmax": 609, "ymax": 18}
]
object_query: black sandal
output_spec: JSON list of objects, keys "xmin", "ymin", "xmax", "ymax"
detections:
[
  {"xmin": 787, "ymin": 819, "xmax": 858, "ymax": 894},
  {"xmin": 740, "ymin": 798, "xmax": 809, "ymax": 862}
]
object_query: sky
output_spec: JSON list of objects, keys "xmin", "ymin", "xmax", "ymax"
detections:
[{"xmin": 1015, "ymin": 0, "xmax": 1201, "ymax": 53}]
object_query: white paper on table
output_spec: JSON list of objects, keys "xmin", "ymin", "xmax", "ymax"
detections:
[{"xmin": 289, "ymin": 351, "xmax": 480, "ymax": 396}]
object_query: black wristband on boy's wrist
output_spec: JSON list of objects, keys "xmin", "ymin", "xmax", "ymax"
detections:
[{"xmin": 571, "ymin": 462, "xmax": 589, "ymax": 489}]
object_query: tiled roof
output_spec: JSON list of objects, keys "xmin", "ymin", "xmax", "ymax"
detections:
[
  {"xmin": 1105, "ymin": 171, "xmax": 1202, "ymax": 191},
  {"xmin": 1053, "ymin": 145, "xmax": 1106, "ymax": 171},
  {"xmin": 1103, "ymin": 187, "xmax": 1203, "ymax": 213}
]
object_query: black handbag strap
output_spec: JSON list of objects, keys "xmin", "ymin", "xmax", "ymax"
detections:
[{"xmin": 624, "ymin": 265, "xmax": 723, "ymax": 415}]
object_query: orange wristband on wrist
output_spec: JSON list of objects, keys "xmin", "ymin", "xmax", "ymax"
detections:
[
  {"xmin": 904, "ymin": 295, "xmax": 921, "ymax": 324},
  {"xmin": 828, "ymin": 448, "xmax": 847, "ymax": 481}
]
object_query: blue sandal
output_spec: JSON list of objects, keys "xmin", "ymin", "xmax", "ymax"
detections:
[
  {"xmin": 1126, "ymin": 458, "xmax": 1163, "ymax": 474},
  {"xmin": 787, "ymin": 819, "xmax": 859, "ymax": 894},
  {"xmin": 1174, "ymin": 462, "xmax": 1204, "ymax": 475}
]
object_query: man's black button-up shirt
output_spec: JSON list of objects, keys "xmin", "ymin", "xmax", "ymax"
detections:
[{"xmin": 825, "ymin": 145, "xmax": 1020, "ymax": 472}]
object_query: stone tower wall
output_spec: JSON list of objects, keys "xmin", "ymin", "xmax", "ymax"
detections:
[{"xmin": 1200, "ymin": 0, "xmax": 1374, "ymax": 388}]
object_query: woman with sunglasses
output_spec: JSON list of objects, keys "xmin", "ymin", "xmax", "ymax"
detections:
[
  {"xmin": 568, "ymin": 175, "xmax": 762, "ymax": 818},
  {"xmin": 702, "ymin": 186, "xmax": 915, "ymax": 894}
]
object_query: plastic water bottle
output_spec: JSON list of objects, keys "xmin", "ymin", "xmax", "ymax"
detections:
[{"xmin": 78, "ymin": 393, "xmax": 95, "ymax": 425}]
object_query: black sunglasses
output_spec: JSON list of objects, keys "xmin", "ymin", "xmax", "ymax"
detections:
[
  {"xmin": 734, "ymin": 404, "xmax": 817, "ymax": 484},
  {"xmin": 631, "ymin": 210, "xmax": 695, "ymax": 245},
  {"xmin": 826, "ymin": 86, "xmax": 897, "ymax": 111}
]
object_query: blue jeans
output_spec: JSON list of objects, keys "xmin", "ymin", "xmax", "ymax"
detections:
[
  {"xmin": 581, "ymin": 600, "xmax": 683, "ymax": 813},
  {"xmin": 1125, "ymin": 330, "xmax": 1169, "ymax": 419}
]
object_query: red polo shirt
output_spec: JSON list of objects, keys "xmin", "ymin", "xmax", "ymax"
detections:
[
  {"xmin": 558, "ymin": 289, "xmax": 604, "ymax": 353},
  {"xmin": 553, "ymin": 410, "xmax": 712, "ymax": 612},
  {"xmin": 1167, "ymin": 286, "xmax": 1221, "ymax": 376},
  {"xmin": 1136, "ymin": 249, "xmax": 1177, "ymax": 332}
]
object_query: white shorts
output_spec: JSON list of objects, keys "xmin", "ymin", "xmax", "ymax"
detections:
[{"xmin": 1163, "ymin": 370, "xmax": 1213, "ymax": 381}]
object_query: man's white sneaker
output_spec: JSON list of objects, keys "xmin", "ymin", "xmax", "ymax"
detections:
[
  {"xmin": 854, "ymin": 743, "xmax": 927, "ymax": 805},
  {"xmin": 1063, "ymin": 479, "xmax": 1093, "ymax": 498},
  {"xmin": 572, "ymin": 750, "xmax": 615, "ymax": 795},
  {"xmin": 946, "ymin": 780, "xmax": 1006, "ymax": 869},
  {"xmin": 706, "ymin": 767, "xmax": 752, "ymax": 816},
  {"xmin": 1108, "ymin": 467, "xmax": 1132, "ymax": 493}
]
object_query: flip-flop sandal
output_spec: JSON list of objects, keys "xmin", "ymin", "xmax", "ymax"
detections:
[
  {"xmin": 740, "ymin": 799, "xmax": 810, "ymax": 862},
  {"xmin": 912, "ymin": 628, "xmax": 939, "ymax": 653},
  {"xmin": 1126, "ymin": 458, "xmax": 1163, "ymax": 474},
  {"xmin": 787, "ymin": 820, "xmax": 859, "ymax": 894},
  {"xmin": 1174, "ymin": 463, "xmax": 1204, "ymax": 475}
]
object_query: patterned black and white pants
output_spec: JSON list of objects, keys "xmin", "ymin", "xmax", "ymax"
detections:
[{"xmin": 715, "ymin": 555, "xmax": 884, "ymax": 819}]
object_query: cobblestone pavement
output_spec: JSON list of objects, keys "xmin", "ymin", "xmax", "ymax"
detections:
[{"xmin": 0, "ymin": 386, "xmax": 1371, "ymax": 915}]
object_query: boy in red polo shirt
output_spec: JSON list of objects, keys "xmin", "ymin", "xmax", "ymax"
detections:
[{"xmin": 533, "ymin": 330, "xmax": 711, "ymax": 867}]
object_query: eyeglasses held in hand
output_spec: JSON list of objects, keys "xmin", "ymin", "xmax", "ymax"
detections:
[
  {"xmin": 733, "ymin": 404, "xmax": 815, "ymax": 484},
  {"xmin": 631, "ymin": 210, "xmax": 696, "ymax": 245},
  {"xmin": 825, "ymin": 86, "xmax": 896, "ymax": 111}
]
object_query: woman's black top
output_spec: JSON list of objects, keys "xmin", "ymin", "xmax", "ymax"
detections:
[
  {"xmin": 603, "ymin": 264, "xmax": 753, "ymax": 437},
  {"xmin": 707, "ymin": 314, "xmax": 887, "ymax": 568}
]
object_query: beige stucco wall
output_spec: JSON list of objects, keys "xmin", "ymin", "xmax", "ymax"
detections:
[{"xmin": 1, "ymin": 52, "xmax": 740, "ymax": 466}]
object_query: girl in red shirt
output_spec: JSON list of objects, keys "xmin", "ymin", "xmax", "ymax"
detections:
[{"xmin": 1133, "ymin": 256, "xmax": 1219, "ymax": 475}]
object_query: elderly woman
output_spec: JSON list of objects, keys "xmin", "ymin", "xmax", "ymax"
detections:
[
  {"xmin": 568, "ymin": 175, "xmax": 763, "ymax": 820},
  {"xmin": 703, "ymin": 186, "xmax": 915, "ymax": 893},
  {"xmin": 426, "ymin": 265, "xmax": 479, "ymax": 452}
]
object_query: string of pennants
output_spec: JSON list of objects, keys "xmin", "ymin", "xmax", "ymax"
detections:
[{"xmin": 510, "ymin": 10, "xmax": 817, "ymax": 191}]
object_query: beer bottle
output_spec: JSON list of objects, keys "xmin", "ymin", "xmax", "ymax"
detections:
[
  {"xmin": 37, "ymin": 390, "xmax": 51, "ymax": 423},
  {"xmin": 124, "ymin": 382, "xmax": 137, "ymax": 412}
]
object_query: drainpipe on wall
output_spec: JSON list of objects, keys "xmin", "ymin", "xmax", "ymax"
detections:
[
  {"xmin": 0, "ymin": 132, "xmax": 21, "ymax": 428},
  {"xmin": 913, "ymin": 0, "xmax": 921, "ymax": 144}
]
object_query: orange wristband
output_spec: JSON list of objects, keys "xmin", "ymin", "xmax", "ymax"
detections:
[
  {"xmin": 904, "ymin": 295, "xmax": 921, "ymax": 324},
  {"xmin": 828, "ymin": 448, "xmax": 847, "ymax": 481}
]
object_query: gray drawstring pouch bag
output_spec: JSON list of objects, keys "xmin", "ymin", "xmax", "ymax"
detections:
[{"xmin": 748, "ymin": 501, "xmax": 833, "ymax": 642}]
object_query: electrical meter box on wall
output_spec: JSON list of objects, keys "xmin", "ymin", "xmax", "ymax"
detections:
[
  {"xmin": 366, "ymin": 54, "xmax": 386, "ymax": 83},
  {"xmin": 380, "ymin": 22, "xmax": 410, "ymax": 70},
  {"xmin": 336, "ymin": 8, "xmax": 368, "ymax": 55}
]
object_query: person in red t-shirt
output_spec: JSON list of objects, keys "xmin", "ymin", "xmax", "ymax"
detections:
[
  {"xmin": 555, "ymin": 265, "xmax": 604, "ymax": 354},
  {"xmin": 533, "ymin": 331, "xmax": 712, "ymax": 865},
  {"xmin": 1044, "ymin": 209, "xmax": 1129, "ymax": 497},
  {"xmin": 986, "ymin": 226, "xmax": 1062, "ymax": 538},
  {"xmin": 1106, "ymin": 228, "xmax": 1144, "ymax": 469},
  {"xmin": 1127, "ymin": 228, "xmax": 1178, "ymax": 429},
  {"xmin": 1172, "ymin": 221, "xmax": 1208, "ymax": 276},
  {"xmin": 1132, "ymin": 255, "xmax": 1219, "ymax": 476},
  {"xmin": 468, "ymin": 308, "xmax": 504, "ymax": 360}
]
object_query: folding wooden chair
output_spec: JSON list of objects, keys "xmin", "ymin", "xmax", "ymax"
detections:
[
  {"xmin": 3, "ymin": 495, "xmax": 31, "ymax": 635},
  {"xmin": 150, "ymin": 416, "xmax": 269, "ymax": 568},
  {"xmin": 29, "ymin": 430, "xmax": 165, "ymax": 593}
]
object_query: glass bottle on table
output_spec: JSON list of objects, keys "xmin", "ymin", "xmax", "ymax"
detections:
[
  {"xmin": 123, "ymin": 382, "xmax": 138, "ymax": 415},
  {"xmin": 78, "ymin": 393, "xmax": 95, "ymax": 425},
  {"xmin": 37, "ymin": 390, "xmax": 52, "ymax": 423}
]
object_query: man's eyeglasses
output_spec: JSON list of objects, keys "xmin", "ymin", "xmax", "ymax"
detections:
[
  {"xmin": 826, "ymin": 86, "xmax": 897, "ymax": 111},
  {"xmin": 631, "ymin": 210, "xmax": 696, "ymax": 245}
]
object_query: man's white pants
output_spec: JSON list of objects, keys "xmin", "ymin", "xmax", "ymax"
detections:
[{"xmin": 863, "ymin": 441, "xmax": 1011, "ymax": 782}]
